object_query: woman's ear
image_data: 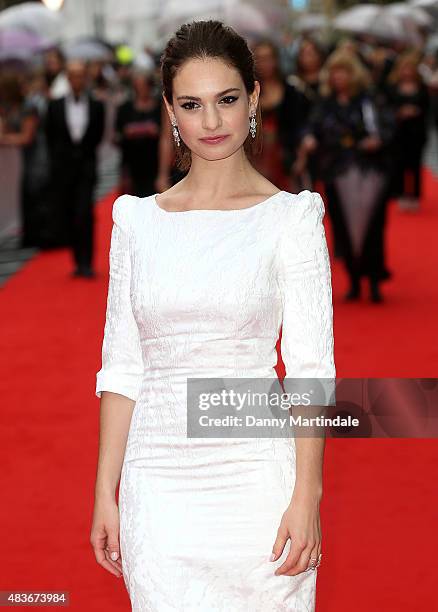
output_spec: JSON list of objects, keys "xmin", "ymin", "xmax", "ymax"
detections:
[
  {"xmin": 249, "ymin": 81, "xmax": 261, "ymax": 115},
  {"xmin": 162, "ymin": 92, "xmax": 175, "ymax": 123}
]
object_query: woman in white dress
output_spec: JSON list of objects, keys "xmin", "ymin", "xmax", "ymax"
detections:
[{"xmin": 90, "ymin": 20, "xmax": 336, "ymax": 611}]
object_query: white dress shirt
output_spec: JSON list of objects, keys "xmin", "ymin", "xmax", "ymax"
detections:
[{"xmin": 65, "ymin": 92, "xmax": 89, "ymax": 143}]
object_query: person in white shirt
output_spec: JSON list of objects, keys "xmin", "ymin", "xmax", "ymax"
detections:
[{"xmin": 46, "ymin": 60, "xmax": 105, "ymax": 277}]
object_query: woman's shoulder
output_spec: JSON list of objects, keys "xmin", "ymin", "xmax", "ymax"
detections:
[
  {"xmin": 112, "ymin": 193, "xmax": 150, "ymax": 228},
  {"xmin": 278, "ymin": 189, "xmax": 326, "ymax": 223},
  {"xmin": 277, "ymin": 190, "xmax": 328, "ymax": 267},
  {"xmin": 111, "ymin": 190, "xmax": 325, "ymax": 225}
]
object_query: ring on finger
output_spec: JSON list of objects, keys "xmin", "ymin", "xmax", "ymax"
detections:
[{"xmin": 306, "ymin": 552, "xmax": 322, "ymax": 571}]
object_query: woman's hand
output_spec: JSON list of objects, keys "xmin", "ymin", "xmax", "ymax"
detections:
[
  {"xmin": 90, "ymin": 495, "xmax": 123, "ymax": 578},
  {"xmin": 270, "ymin": 489, "xmax": 322, "ymax": 576}
]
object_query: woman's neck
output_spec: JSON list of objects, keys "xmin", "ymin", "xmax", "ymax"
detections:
[
  {"xmin": 178, "ymin": 150, "xmax": 263, "ymax": 201},
  {"xmin": 335, "ymin": 89, "xmax": 351, "ymax": 104},
  {"xmin": 135, "ymin": 94, "xmax": 153, "ymax": 108}
]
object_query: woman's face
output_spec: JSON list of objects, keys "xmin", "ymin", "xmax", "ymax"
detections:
[
  {"xmin": 399, "ymin": 63, "xmax": 417, "ymax": 81},
  {"xmin": 253, "ymin": 44, "xmax": 278, "ymax": 81},
  {"xmin": 299, "ymin": 42, "xmax": 321, "ymax": 72},
  {"xmin": 166, "ymin": 57, "xmax": 259, "ymax": 163},
  {"xmin": 133, "ymin": 74, "xmax": 151, "ymax": 97},
  {"xmin": 44, "ymin": 50, "xmax": 63, "ymax": 76},
  {"xmin": 330, "ymin": 66, "xmax": 351, "ymax": 93}
]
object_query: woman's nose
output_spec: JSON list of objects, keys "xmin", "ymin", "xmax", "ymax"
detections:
[{"xmin": 202, "ymin": 106, "xmax": 222, "ymax": 131}]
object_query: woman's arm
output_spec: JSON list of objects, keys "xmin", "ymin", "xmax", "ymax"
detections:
[
  {"xmin": 279, "ymin": 190, "xmax": 335, "ymax": 498},
  {"xmin": 0, "ymin": 114, "xmax": 38, "ymax": 147},
  {"xmin": 292, "ymin": 99, "xmax": 324, "ymax": 176},
  {"xmin": 94, "ymin": 392, "xmax": 134, "ymax": 499},
  {"xmin": 91, "ymin": 195, "xmax": 144, "ymax": 578},
  {"xmin": 91, "ymin": 392, "xmax": 134, "ymax": 579},
  {"xmin": 271, "ymin": 190, "xmax": 336, "ymax": 576}
]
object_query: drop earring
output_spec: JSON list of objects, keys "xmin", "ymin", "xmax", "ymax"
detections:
[
  {"xmin": 171, "ymin": 116, "xmax": 180, "ymax": 147},
  {"xmin": 249, "ymin": 112, "xmax": 257, "ymax": 139}
]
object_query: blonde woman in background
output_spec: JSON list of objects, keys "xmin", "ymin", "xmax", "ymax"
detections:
[{"xmin": 297, "ymin": 49, "xmax": 396, "ymax": 303}]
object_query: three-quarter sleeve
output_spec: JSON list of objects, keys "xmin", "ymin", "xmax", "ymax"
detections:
[
  {"xmin": 277, "ymin": 190, "xmax": 336, "ymax": 405},
  {"xmin": 95, "ymin": 195, "xmax": 144, "ymax": 402}
]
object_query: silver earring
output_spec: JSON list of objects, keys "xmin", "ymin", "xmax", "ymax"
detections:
[
  {"xmin": 249, "ymin": 113, "xmax": 257, "ymax": 139},
  {"xmin": 171, "ymin": 117, "xmax": 180, "ymax": 147}
]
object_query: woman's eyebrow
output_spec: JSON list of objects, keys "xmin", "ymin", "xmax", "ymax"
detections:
[{"xmin": 176, "ymin": 87, "xmax": 241, "ymax": 101}]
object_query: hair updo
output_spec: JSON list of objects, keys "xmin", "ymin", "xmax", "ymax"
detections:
[{"xmin": 160, "ymin": 20, "xmax": 263, "ymax": 171}]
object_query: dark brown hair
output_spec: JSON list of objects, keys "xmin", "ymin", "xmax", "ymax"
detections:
[
  {"xmin": 160, "ymin": 20, "xmax": 263, "ymax": 171},
  {"xmin": 296, "ymin": 37, "xmax": 326, "ymax": 79},
  {"xmin": 0, "ymin": 72, "xmax": 24, "ymax": 108},
  {"xmin": 252, "ymin": 39, "xmax": 284, "ymax": 82}
]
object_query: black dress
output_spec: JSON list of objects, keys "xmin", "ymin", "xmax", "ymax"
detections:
[
  {"xmin": 4, "ymin": 98, "xmax": 49, "ymax": 248},
  {"xmin": 115, "ymin": 98, "xmax": 161, "ymax": 197},
  {"xmin": 384, "ymin": 82, "xmax": 429, "ymax": 200},
  {"xmin": 303, "ymin": 90, "xmax": 396, "ymax": 284},
  {"xmin": 252, "ymin": 80, "xmax": 310, "ymax": 190}
]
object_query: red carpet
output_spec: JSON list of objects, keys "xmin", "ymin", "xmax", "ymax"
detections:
[{"xmin": 0, "ymin": 172, "xmax": 437, "ymax": 611}]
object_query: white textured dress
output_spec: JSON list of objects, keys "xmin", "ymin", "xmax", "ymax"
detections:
[{"xmin": 95, "ymin": 189, "xmax": 336, "ymax": 612}]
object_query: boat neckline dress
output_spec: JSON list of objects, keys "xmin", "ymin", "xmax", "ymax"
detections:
[{"xmin": 95, "ymin": 188, "xmax": 336, "ymax": 611}]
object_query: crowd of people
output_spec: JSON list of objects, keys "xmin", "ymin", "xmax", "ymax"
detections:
[{"xmin": 1, "ymin": 31, "xmax": 438, "ymax": 297}]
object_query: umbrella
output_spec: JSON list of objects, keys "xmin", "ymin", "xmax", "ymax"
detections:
[
  {"xmin": 409, "ymin": 0, "xmax": 438, "ymax": 24},
  {"xmin": 0, "ymin": 28, "xmax": 50, "ymax": 61},
  {"xmin": 333, "ymin": 4, "xmax": 382, "ymax": 34},
  {"xmin": 156, "ymin": 0, "xmax": 270, "ymax": 39},
  {"xmin": 294, "ymin": 13, "xmax": 330, "ymax": 33},
  {"xmin": 385, "ymin": 3, "xmax": 433, "ymax": 28},
  {"xmin": 106, "ymin": 0, "xmax": 162, "ymax": 21},
  {"xmin": 0, "ymin": 2, "xmax": 63, "ymax": 43},
  {"xmin": 411, "ymin": 0, "xmax": 438, "ymax": 9},
  {"xmin": 334, "ymin": 3, "xmax": 426, "ymax": 45},
  {"xmin": 63, "ymin": 38, "xmax": 113, "ymax": 61}
]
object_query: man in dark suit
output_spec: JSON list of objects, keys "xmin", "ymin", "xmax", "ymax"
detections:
[{"xmin": 46, "ymin": 59, "xmax": 105, "ymax": 278}]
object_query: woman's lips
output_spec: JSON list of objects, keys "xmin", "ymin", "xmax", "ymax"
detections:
[{"xmin": 199, "ymin": 135, "xmax": 229, "ymax": 145}]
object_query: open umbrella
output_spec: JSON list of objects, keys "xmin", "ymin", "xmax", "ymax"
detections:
[
  {"xmin": 0, "ymin": 2, "xmax": 63, "ymax": 43},
  {"xmin": 385, "ymin": 3, "xmax": 433, "ymax": 28},
  {"xmin": 106, "ymin": 0, "xmax": 162, "ymax": 21},
  {"xmin": 334, "ymin": 4, "xmax": 381, "ymax": 34},
  {"xmin": 294, "ymin": 13, "xmax": 330, "ymax": 33},
  {"xmin": 411, "ymin": 0, "xmax": 438, "ymax": 10},
  {"xmin": 0, "ymin": 28, "xmax": 51, "ymax": 61},
  {"xmin": 410, "ymin": 0, "xmax": 438, "ymax": 23},
  {"xmin": 63, "ymin": 38, "xmax": 113, "ymax": 62},
  {"xmin": 156, "ymin": 0, "xmax": 270, "ymax": 39},
  {"xmin": 334, "ymin": 3, "xmax": 427, "ymax": 45}
]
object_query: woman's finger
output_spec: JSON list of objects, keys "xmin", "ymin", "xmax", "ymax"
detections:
[
  {"xmin": 93, "ymin": 543, "xmax": 122, "ymax": 577},
  {"xmin": 269, "ymin": 524, "xmax": 289, "ymax": 563},
  {"xmin": 305, "ymin": 542, "xmax": 321, "ymax": 572},
  {"xmin": 284, "ymin": 542, "xmax": 319, "ymax": 576},
  {"xmin": 105, "ymin": 527, "xmax": 123, "ymax": 574},
  {"xmin": 106, "ymin": 530, "xmax": 121, "ymax": 563},
  {"xmin": 104, "ymin": 547, "xmax": 123, "ymax": 574},
  {"xmin": 274, "ymin": 536, "xmax": 306, "ymax": 576}
]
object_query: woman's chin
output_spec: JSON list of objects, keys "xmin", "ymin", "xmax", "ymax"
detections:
[{"xmin": 192, "ymin": 143, "xmax": 244, "ymax": 163}]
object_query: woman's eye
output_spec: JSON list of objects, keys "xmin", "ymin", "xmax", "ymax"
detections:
[
  {"xmin": 220, "ymin": 96, "xmax": 238, "ymax": 104},
  {"xmin": 180, "ymin": 96, "xmax": 237, "ymax": 110},
  {"xmin": 180, "ymin": 101, "xmax": 200, "ymax": 110}
]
